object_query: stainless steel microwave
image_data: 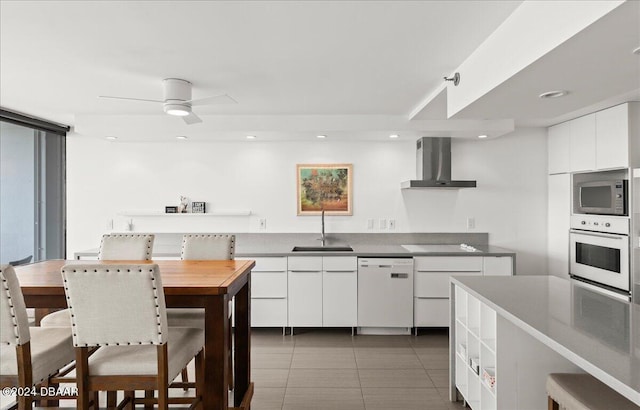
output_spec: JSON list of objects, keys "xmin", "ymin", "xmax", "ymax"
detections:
[{"xmin": 576, "ymin": 180, "xmax": 627, "ymax": 216}]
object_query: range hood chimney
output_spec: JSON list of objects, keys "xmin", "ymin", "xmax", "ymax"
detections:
[{"xmin": 401, "ymin": 137, "xmax": 476, "ymax": 188}]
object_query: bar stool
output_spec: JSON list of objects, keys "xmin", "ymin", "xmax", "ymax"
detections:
[{"xmin": 547, "ymin": 373, "xmax": 638, "ymax": 410}]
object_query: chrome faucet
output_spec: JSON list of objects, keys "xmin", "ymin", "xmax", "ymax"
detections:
[{"xmin": 320, "ymin": 209, "xmax": 326, "ymax": 246}]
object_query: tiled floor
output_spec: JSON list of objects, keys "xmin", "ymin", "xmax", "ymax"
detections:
[{"xmin": 251, "ymin": 328, "xmax": 465, "ymax": 410}]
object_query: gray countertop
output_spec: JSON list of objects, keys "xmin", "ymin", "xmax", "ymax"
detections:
[{"xmin": 452, "ymin": 275, "xmax": 640, "ymax": 405}]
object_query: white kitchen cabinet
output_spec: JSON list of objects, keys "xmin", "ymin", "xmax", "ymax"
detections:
[
  {"xmin": 322, "ymin": 257, "xmax": 357, "ymax": 327},
  {"xmin": 548, "ymin": 120, "xmax": 571, "ymax": 174},
  {"xmin": 547, "ymin": 174, "xmax": 571, "ymax": 278},
  {"xmin": 288, "ymin": 257, "xmax": 323, "ymax": 327},
  {"xmin": 414, "ymin": 257, "xmax": 483, "ymax": 327},
  {"xmin": 596, "ymin": 103, "xmax": 630, "ymax": 170},
  {"xmin": 248, "ymin": 257, "xmax": 288, "ymax": 327},
  {"xmin": 482, "ymin": 256, "xmax": 513, "ymax": 276},
  {"xmin": 570, "ymin": 114, "xmax": 596, "ymax": 172}
]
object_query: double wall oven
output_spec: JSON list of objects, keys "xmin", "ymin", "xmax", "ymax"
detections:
[{"xmin": 569, "ymin": 215, "xmax": 630, "ymax": 299}]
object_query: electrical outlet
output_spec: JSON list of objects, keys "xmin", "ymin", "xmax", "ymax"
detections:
[
  {"xmin": 389, "ymin": 219, "xmax": 396, "ymax": 230},
  {"xmin": 367, "ymin": 219, "xmax": 374, "ymax": 230},
  {"xmin": 379, "ymin": 219, "xmax": 387, "ymax": 230},
  {"xmin": 106, "ymin": 219, "xmax": 113, "ymax": 230},
  {"xmin": 259, "ymin": 218, "xmax": 267, "ymax": 230},
  {"xmin": 467, "ymin": 217, "xmax": 475, "ymax": 230}
]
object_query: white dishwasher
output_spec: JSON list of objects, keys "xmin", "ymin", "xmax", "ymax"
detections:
[{"xmin": 358, "ymin": 258, "xmax": 414, "ymax": 334}]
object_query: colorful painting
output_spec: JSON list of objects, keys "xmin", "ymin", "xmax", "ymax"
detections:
[{"xmin": 297, "ymin": 164, "xmax": 352, "ymax": 215}]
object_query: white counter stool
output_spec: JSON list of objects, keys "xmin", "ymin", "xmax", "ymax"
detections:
[
  {"xmin": 168, "ymin": 234, "xmax": 235, "ymax": 390},
  {"xmin": 62, "ymin": 264, "xmax": 205, "ymax": 410},
  {"xmin": 40, "ymin": 233, "xmax": 155, "ymax": 328},
  {"xmin": 0, "ymin": 265, "xmax": 77, "ymax": 409},
  {"xmin": 547, "ymin": 373, "xmax": 638, "ymax": 410}
]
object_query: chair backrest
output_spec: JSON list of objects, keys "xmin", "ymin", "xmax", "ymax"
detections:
[
  {"xmin": 181, "ymin": 234, "xmax": 235, "ymax": 260},
  {"xmin": 0, "ymin": 265, "xmax": 30, "ymax": 346},
  {"xmin": 98, "ymin": 234, "xmax": 154, "ymax": 260},
  {"xmin": 61, "ymin": 264, "xmax": 168, "ymax": 347}
]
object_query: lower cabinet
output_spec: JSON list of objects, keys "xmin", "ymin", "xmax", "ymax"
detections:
[
  {"xmin": 247, "ymin": 257, "xmax": 288, "ymax": 327},
  {"xmin": 288, "ymin": 257, "xmax": 323, "ymax": 327}
]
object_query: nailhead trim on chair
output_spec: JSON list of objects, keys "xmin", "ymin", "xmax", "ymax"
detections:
[
  {"xmin": 180, "ymin": 234, "xmax": 236, "ymax": 259},
  {"xmin": 0, "ymin": 270, "xmax": 22, "ymax": 345},
  {"xmin": 63, "ymin": 266, "xmax": 166, "ymax": 347},
  {"xmin": 98, "ymin": 234, "xmax": 154, "ymax": 260}
]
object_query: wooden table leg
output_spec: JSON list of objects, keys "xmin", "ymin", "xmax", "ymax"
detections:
[
  {"xmin": 234, "ymin": 280, "xmax": 251, "ymax": 408},
  {"xmin": 204, "ymin": 294, "xmax": 228, "ymax": 410}
]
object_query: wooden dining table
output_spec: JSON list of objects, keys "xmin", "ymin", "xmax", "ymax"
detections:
[{"xmin": 14, "ymin": 259, "xmax": 255, "ymax": 410}]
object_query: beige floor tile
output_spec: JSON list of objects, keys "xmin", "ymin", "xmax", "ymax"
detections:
[
  {"xmin": 293, "ymin": 329, "xmax": 355, "ymax": 347},
  {"xmin": 410, "ymin": 330, "xmax": 450, "ymax": 348},
  {"xmin": 358, "ymin": 369, "xmax": 435, "ymax": 388},
  {"xmin": 252, "ymin": 352, "xmax": 293, "ymax": 369},
  {"xmin": 253, "ymin": 368, "xmax": 290, "ymax": 388},
  {"xmin": 252, "ymin": 328, "xmax": 295, "ymax": 348},
  {"xmin": 352, "ymin": 335, "xmax": 413, "ymax": 348},
  {"xmin": 252, "ymin": 387, "xmax": 286, "ymax": 410},
  {"xmin": 355, "ymin": 349, "xmax": 422, "ymax": 369},
  {"xmin": 283, "ymin": 387, "xmax": 365, "ymax": 410},
  {"xmin": 287, "ymin": 368, "xmax": 360, "ymax": 388},
  {"xmin": 415, "ymin": 347, "xmax": 450, "ymax": 370},
  {"xmin": 291, "ymin": 347, "xmax": 357, "ymax": 369},
  {"xmin": 362, "ymin": 387, "xmax": 448, "ymax": 410},
  {"xmin": 427, "ymin": 369, "xmax": 450, "ymax": 388}
]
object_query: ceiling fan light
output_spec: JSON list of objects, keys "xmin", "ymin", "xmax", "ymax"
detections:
[{"xmin": 164, "ymin": 103, "xmax": 191, "ymax": 116}]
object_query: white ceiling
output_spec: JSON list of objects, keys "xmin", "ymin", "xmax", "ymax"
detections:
[{"xmin": 1, "ymin": 1, "xmax": 637, "ymax": 141}]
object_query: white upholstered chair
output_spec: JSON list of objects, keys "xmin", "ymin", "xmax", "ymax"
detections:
[
  {"xmin": 40, "ymin": 233, "xmax": 155, "ymax": 328},
  {"xmin": 169, "ymin": 234, "xmax": 235, "ymax": 389},
  {"xmin": 62, "ymin": 264, "xmax": 204, "ymax": 410},
  {"xmin": 0, "ymin": 265, "xmax": 76, "ymax": 409}
]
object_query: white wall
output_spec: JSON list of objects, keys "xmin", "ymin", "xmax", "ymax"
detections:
[{"xmin": 66, "ymin": 128, "xmax": 547, "ymax": 274}]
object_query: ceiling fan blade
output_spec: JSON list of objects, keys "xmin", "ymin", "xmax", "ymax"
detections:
[
  {"xmin": 183, "ymin": 112, "xmax": 202, "ymax": 125},
  {"xmin": 98, "ymin": 95, "xmax": 163, "ymax": 103},
  {"xmin": 188, "ymin": 94, "xmax": 237, "ymax": 106}
]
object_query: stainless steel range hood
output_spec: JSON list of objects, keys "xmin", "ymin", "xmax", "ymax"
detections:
[{"xmin": 401, "ymin": 137, "xmax": 476, "ymax": 188}]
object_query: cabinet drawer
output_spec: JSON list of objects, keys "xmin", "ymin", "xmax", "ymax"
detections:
[
  {"xmin": 251, "ymin": 298, "xmax": 287, "ymax": 327},
  {"xmin": 323, "ymin": 256, "xmax": 357, "ymax": 271},
  {"xmin": 414, "ymin": 298, "xmax": 450, "ymax": 327},
  {"xmin": 415, "ymin": 271, "xmax": 482, "ymax": 297},
  {"xmin": 414, "ymin": 256, "xmax": 483, "ymax": 272},
  {"xmin": 251, "ymin": 257, "xmax": 287, "ymax": 271},
  {"xmin": 483, "ymin": 256, "xmax": 513, "ymax": 276},
  {"xmin": 288, "ymin": 256, "xmax": 322, "ymax": 271},
  {"xmin": 252, "ymin": 271, "xmax": 287, "ymax": 298}
]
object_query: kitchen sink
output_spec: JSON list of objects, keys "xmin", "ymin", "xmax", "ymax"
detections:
[{"xmin": 292, "ymin": 246, "xmax": 353, "ymax": 252}]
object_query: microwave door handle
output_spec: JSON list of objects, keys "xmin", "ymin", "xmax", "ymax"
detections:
[
  {"xmin": 570, "ymin": 230, "xmax": 625, "ymax": 240},
  {"xmin": 579, "ymin": 186, "xmax": 583, "ymax": 208}
]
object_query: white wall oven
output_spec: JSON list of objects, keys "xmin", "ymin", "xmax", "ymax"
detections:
[{"xmin": 569, "ymin": 215, "xmax": 630, "ymax": 296}]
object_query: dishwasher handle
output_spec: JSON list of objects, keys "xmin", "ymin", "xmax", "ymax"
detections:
[{"xmin": 390, "ymin": 273, "xmax": 409, "ymax": 279}]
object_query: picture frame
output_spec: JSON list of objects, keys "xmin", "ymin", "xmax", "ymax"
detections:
[
  {"xmin": 165, "ymin": 206, "xmax": 178, "ymax": 213},
  {"xmin": 297, "ymin": 163, "xmax": 352, "ymax": 215},
  {"xmin": 192, "ymin": 201, "xmax": 206, "ymax": 214}
]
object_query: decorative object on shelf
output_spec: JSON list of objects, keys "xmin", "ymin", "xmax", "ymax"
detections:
[
  {"xmin": 469, "ymin": 357, "xmax": 480, "ymax": 375},
  {"xmin": 192, "ymin": 201, "xmax": 206, "ymax": 214},
  {"xmin": 296, "ymin": 163, "xmax": 352, "ymax": 215},
  {"xmin": 482, "ymin": 368, "xmax": 496, "ymax": 389},
  {"xmin": 165, "ymin": 206, "xmax": 178, "ymax": 213},
  {"xmin": 178, "ymin": 196, "xmax": 189, "ymax": 213}
]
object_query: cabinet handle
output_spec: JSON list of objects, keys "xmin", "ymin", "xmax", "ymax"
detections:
[
  {"xmin": 324, "ymin": 270, "xmax": 356, "ymax": 273},
  {"xmin": 391, "ymin": 273, "xmax": 409, "ymax": 279},
  {"xmin": 289, "ymin": 270, "xmax": 320, "ymax": 273},
  {"xmin": 416, "ymin": 270, "xmax": 482, "ymax": 273}
]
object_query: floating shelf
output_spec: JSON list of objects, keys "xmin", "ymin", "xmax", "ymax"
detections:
[{"xmin": 118, "ymin": 210, "xmax": 252, "ymax": 217}]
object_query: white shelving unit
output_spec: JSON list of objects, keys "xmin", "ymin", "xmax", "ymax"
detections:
[
  {"xmin": 454, "ymin": 287, "xmax": 497, "ymax": 410},
  {"xmin": 118, "ymin": 210, "xmax": 252, "ymax": 216}
]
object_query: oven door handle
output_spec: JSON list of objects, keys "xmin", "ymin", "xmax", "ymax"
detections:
[{"xmin": 570, "ymin": 229, "xmax": 625, "ymax": 240}]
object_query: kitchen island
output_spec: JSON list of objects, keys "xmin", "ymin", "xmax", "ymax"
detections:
[{"xmin": 450, "ymin": 275, "xmax": 639, "ymax": 409}]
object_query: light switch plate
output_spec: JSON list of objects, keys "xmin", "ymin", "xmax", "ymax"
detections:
[
  {"xmin": 259, "ymin": 218, "xmax": 267, "ymax": 230},
  {"xmin": 389, "ymin": 219, "xmax": 396, "ymax": 230},
  {"xmin": 379, "ymin": 219, "xmax": 387, "ymax": 230},
  {"xmin": 467, "ymin": 217, "xmax": 475, "ymax": 230},
  {"xmin": 367, "ymin": 219, "xmax": 374, "ymax": 230}
]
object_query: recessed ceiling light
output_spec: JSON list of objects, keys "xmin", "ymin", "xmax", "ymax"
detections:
[
  {"xmin": 633, "ymin": 46, "xmax": 640, "ymax": 55},
  {"xmin": 176, "ymin": 136, "xmax": 188, "ymax": 140},
  {"xmin": 539, "ymin": 90, "xmax": 569, "ymax": 99},
  {"xmin": 246, "ymin": 135, "xmax": 256, "ymax": 140},
  {"xmin": 106, "ymin": 136, "xmax": 117, "ymax": 140},
  {"xmin": 477, "ymin": 134, "xmax": 488, "ymax": 139},
  {"xmin": 389, "ymin": 134, "xmax": 399, "ymax": 139},
  {"xmin": 316, "ymin": 135, "xmax": 327, "ymax": 139}
]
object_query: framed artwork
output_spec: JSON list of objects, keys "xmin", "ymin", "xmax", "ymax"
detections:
[
  {"xmin": 297, "ymin": 163, "xmax": 352, "ymax": 215},
  {"xmin": 191, "ymin": 201, "xmax": 206, "ymax": 213}
]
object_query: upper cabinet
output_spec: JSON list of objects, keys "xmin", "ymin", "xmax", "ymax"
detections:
[{"xmin": 548, "ymin": 103, "xmax": 639, "ymax": 174}]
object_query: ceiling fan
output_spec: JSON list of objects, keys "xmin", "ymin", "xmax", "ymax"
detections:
[{"xmin": 98, "ymin": 78, "xmax": 236, "ymax": 124}]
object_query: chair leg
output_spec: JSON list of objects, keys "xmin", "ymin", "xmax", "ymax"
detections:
[
  {"xmin": 76, "ymin": 347, "xmax": 91, "ymax": 410},
  {"xmin": 195, "ymin": 349, "xmax": 205, "ymax": 409},
  {"xmin": 548, "ymin": 396, "xmax": 560, "ymax": 410},
  {"xmin": 124, "ymin": 390, "xmax": 135, "ymax": 410},
  {"xmin": 144, "ymin": 390, "xmax": 154, "ymax": 410},
  {"xmin": 228, "ymin": 315, "xmax": 234, "ymax": 391},
  {"xmin": 92, "ymin": 391, "xmax": 99, "ymax": 409},
  {"xmin": 17, "ymin": 394, "xmax": 32, "ymax": 410},
  {"xmin": 107, "ymin": 390, "xmax": 117, "ymax": 408},
  {"xmin": 181, "ymin": 367, "xmax": 190, "ymax": 391}
]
